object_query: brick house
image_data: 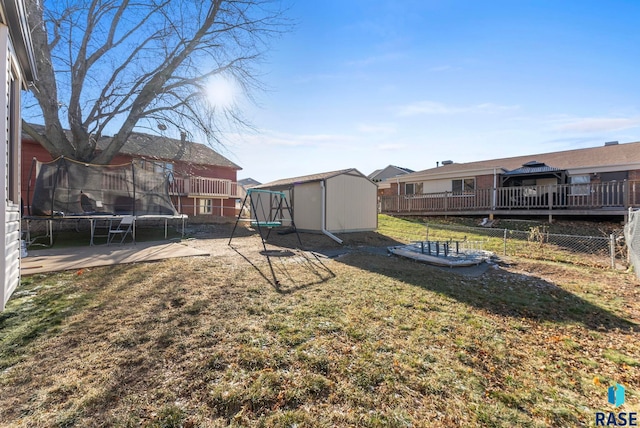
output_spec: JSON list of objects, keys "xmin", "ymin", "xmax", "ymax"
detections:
[
  {"xmin": 380, "ymin": 141, "xmax": 640, "ymax": 220},
  {"xmin": 22, "ymin": 125, "xmax": 242, "ymax": 218}
]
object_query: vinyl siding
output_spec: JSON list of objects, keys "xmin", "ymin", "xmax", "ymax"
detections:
[
  {"xmin": 325, "ymin": 173, "xmax": 377, "ymax": 233},
  {"xmin": 291, "ymin": 183, "xmax": 322, "ymax": 231},
  {"xmin": 2, "ymin": 205, "xmax": 20, "ymax": 310}
]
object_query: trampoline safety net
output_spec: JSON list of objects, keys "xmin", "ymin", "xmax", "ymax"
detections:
[{"xmin": 29, "ymin": 157, "xmax": 178, "ymax": 217}]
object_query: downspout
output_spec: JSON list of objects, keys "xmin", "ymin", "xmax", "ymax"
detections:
[{"xmin": 320, "ymin": 180, "xmax": 343, "ymax": 244}]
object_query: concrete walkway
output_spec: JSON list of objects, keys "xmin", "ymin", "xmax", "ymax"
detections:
[{"xmin": 21, "ymin": 241, "xmax": 210, "ymax": 275}]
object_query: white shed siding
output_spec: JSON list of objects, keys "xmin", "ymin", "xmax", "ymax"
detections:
[
  {"xmin": 251, "ymin": 189, "xmax": 297, "ymax": 226},
  {"xmin": 292, "ymin": 183, "xmax": 322, "ymax": 232},
  {"xmin": 251, "ymin": 190, "xmax": 290, "ymax": 224},
  {"xmin": 280, "ymin": 188, "xmax": 293, "ymax": 224},
  {"xmin": 325, "ymin": 173, "xmax": 377, "ymax": 233}
]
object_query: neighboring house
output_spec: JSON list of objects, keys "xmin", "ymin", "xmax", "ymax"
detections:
[
  {"xmin": 369, "ymin": 165, "xmax": 414, "ymax": 197},
  {"xmin": 237, "ymin": 177, "xmax": 261, "ymax": 199},
  {"xmin": 238, "ymin": 177, "xmax": 261, "ymax": 188},
  {"xmin": 236, "ymin": 177, "xmax": 261, "ymax": 214},
  {"xmin": 380, "ymin": 141, "xmax": 640, "ymax": 220},
  {"xmin": 368, "ymin": 165, "xmax": 414, "ymax": 182},
  {"xmin": 254, "ymin": 169, "xmax": 377, "ymax": 242},
  {"xmin": 22, "ymin": 125, "xmax": 242, "ymax": 218},
  {"xmin": 1, "ymin": 0, "xmax": 37, "ymax": 310}
]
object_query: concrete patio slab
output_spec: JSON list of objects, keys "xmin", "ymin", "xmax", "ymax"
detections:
[{"xmin": 21, "ymin": 241, "xmax": 210, "ymax": 275}]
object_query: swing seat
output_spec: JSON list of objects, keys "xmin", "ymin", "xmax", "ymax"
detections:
[{"xmin": 251, "ymin": 220, "xmax": 282, "ymax": 228}]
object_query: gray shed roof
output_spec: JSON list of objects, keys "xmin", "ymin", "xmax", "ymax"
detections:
[{"xmin": 255, "ymin": 168, "xmax": 368, "ymax": 189}]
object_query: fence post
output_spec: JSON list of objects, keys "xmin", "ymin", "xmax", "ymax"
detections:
[
  {"xmin": 425, "ymin": 223, "xmax": 429, "ymax": 241},
  {"xmin": 503, "ymin": 228, "xmax": 507, "ymax": 256},
  {"xmin": 610, "ymin": 233, "xmax": 616, "ymax": 269}
]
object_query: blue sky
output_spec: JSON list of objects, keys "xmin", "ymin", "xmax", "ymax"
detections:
[{"xmin": 221, "ymin": 0, "xmax": 640, "ymax": 183}]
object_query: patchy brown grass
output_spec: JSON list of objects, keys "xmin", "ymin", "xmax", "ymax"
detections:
[{"xmin": 1, "ymin": 219, "xmax": 639, "ymax": 427}]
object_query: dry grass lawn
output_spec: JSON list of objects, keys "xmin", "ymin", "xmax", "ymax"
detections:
[{"xmin": 1, "ymin": 218, "xmax": 639, "ymax": 427}]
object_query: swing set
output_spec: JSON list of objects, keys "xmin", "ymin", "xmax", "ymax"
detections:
[{"xmin": 228, "ymin": 188, "xmax": 301, "ymax": 250}]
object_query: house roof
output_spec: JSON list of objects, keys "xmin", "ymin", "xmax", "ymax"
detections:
[
  {"xmin": 368, "ymin": 165, "xmax": 414, "ymax": 180},
  {"xmin": 96, "ymin": 132, "xmax": 241, "ymax": 169},
  {"xmin": 502, "ymin": 162, "xmax": 562, "ymax": 176},
  {"xmin": 255, "ymin": 168, "xmax": 367, "ymax": 188},
  {"xmin": 238, "ymin": 178, "xmax": 261, "ymax": 187},
  {"xmin": 369, "ymin": 169, "xmax": 382, "ymax": 178},
  {"xmin": 23, "ymin": 123, "xmax": 241, "ymax": 169},
  {"xmin": 394, "ymin": 141, "xmax": 640, "ymax": 182}
]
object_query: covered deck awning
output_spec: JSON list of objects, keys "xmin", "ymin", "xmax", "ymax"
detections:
[{"xmin": 500, "ymin": 161, "xmax": 567, "ymax": 186}]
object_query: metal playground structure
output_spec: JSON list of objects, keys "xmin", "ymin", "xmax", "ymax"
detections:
[{"xmin": 228, "ymin": 188, "xmax": 301, "ymax": 251}]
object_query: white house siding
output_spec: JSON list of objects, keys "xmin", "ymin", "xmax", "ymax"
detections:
[
  {"xmin": 1, "ymin": 25, "xmax": 17, "ymax": 310},
  {"xmin": 325, "ymin": 173, "xmax": 377, "ymax": 233},
  {"xmin": 2, "ymin": 206, "xmax": 20, "ymax": 309},
  {"xmin": 0, "ymin": 10, "xmax": 32, "ymax": 311}
]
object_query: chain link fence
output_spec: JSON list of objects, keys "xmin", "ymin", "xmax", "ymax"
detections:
[
  {"xmin": 624, "ymin": 209, "xmax": 640, "ymax": 278},
  {"xmin": 384, "ymin": 222, "xmax": 625, "ymax": 269}
]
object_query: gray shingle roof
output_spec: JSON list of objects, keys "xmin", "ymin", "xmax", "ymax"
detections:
[
  {"xmin": 24, "ymin": 123, "xmax": 241, "ymax": 169},
  {"xmin": 96, "ymin": 132, "xmax": 241, "ymax": 169},
  {"xmin": 368, "ymin": 165, "xmax": 415, "ymax": 180},
  {"xmin": 255, "ymin": 168, "xmax": 365, "ymax": 188},
  {"xmin": 398, "ymin": 141, "xmax": 640, "ymax": 180}
]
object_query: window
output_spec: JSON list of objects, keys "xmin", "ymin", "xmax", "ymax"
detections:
[
  {"xmin": 165, "ymin": 163, "xmax": 174, "ymax": 182},
  {"xmin": 570, "ymin": 175, "xmax": 591, "ymax": 195},
  {"xmin": 405, "ymin": 182, "xmax": 423, "ymax": 195},
  {"xmin": 199, "ymin": 199, "xmax": 213, "ymax": 214},
  {"xmin": 137, "ymin": 159, "xmax": 174, "ymax": 175},
  {"xmin": 7, "ymin": 65, "xmax": 19, "ymax": 203},
  {"xmin": 452, "ymin": 178, "xmax": 475, "ymax": 194}
]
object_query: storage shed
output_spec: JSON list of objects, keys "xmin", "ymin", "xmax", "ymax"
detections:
[{"xmin": 254, "ymin": 169, "xmax": 377, "ymax": 242}]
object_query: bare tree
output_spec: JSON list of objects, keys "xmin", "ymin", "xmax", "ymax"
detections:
[{"xmin": 23, "ymin": 0, "xmax": 287, "ymax": 164}]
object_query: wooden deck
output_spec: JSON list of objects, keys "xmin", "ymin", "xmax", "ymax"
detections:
[
  {"xmin": 380, "ymin": 181, "xmax": 640, "ymax": 219},
  {"xmin": 169, "ymin": 176, "xmax": 241, "ymax": 198}
]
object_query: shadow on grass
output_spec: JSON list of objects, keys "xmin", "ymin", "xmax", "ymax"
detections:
[
  {"xmin": 336, "ymin": 252, "xmax": 637, "ymax": 332},
  {"xmin": 229, "ymin": 245, "xmax": 335, "ymax": 293},
  {"xmin": 265, "ymin": 229, "xmax": 405, "ymax": 252}
]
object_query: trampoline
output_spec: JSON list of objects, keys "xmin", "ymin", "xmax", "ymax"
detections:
[{"xmin": 25, "ymin": 157, "xmax": 187, "ymax": 246}]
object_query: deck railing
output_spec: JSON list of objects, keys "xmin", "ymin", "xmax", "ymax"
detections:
[
  {"xmin": 169, "ymin": 176, "xmax": 241, "ymax": 198},
  {"xmin": 381, "ymin": 181, "xmax": 640, "ymax": 214}
]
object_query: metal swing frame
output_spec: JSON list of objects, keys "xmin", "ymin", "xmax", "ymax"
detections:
[{"xmin": 228, "ymin": 188, "xmax": 302, "ymax": 251}]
